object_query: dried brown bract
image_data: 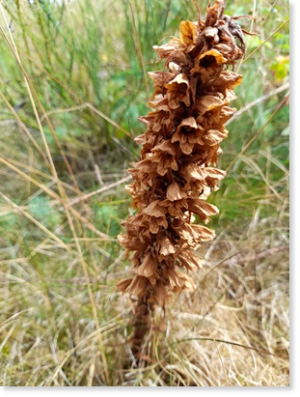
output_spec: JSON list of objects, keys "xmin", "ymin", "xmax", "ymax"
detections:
[{"xmin": 117, "ymin": 0, "xmax": 245, "ymax": 360}]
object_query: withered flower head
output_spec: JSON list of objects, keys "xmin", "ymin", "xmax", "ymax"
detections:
[{"xmin": 117, "ymin": 0, "xmax": 246, "ymax": 359}]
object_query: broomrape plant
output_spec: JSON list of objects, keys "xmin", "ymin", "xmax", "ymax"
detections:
[{"xmin": 117, "ymin": 0, "xmax": 246, "ymax": 359}]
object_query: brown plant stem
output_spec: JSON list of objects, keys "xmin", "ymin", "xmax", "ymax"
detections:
[{"xmin": 131, "ymin": 296, "xmax": 152, "ymax": 360}]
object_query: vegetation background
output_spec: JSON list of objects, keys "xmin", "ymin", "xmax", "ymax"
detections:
[{"xmin": 0, "ymin": 0, "xmax": 289, "ymax": 386}]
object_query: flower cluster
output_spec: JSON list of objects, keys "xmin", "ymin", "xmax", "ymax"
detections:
[{"xmin": 117, "ymin": 0, "xmax": 245, "ymax": 356}]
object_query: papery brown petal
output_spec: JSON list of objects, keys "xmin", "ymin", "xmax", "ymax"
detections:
[
  {"xmin": 143, "ymin": 201, "xmax": 166, "ymax": 218},
  {"xmin": 171, "ymin": 129, "xmax": 187, "ymax": 144},
  {"xmin": 213, "ymin": 71, "xmax": 243, "ymax": 90},
  {"xmin": 160, "ymin": 236, "xmax": 176, "ymax": 256},
  {"xmin": 153, "ymin": 38, "xmax": 184, "ymax": 59},
  {"xmin": 188, "ymin": 198, "xmax": 219, "ymax": 220},
  {"xmin": 154, "ymin": 281, "xmax": 167, "ymax": 306},
  {"xmin": 203, "ymin": 26, "xmax": 219, "ymax": 43},
  {"xmin": 149, "ymin": 277, "xmax": 157, "ymax": 286},
  {"xmin": 149, "ymin": 221, "xmax": 160, "ymax": 234},
  {"xmin": 166, "ymin": 181, "xmax": 187, "ymax": 201},
  {"xmin": 166, "ymin": 268, "xmax": 196, "ymax": 292},
  {"xmin": 125, "ymin": 183, "xmax": 134, "ymax": 195},
  {"xmin": 171, "ymin": 117, "xmax": 199, "ymax": 152},
  {"xmin": 148, "ymin": 71, "xmax": 174, "ymax": 88},
  {"xmin": 156, "ymin": 155, "xmax": 178, "ymax": 176},
  {"xmin": 181, "ymin": 223, "xmax": 215, "ymax": 245},
  {"xmin": 178, "ymin": 251, "xmax": 203, "ymax": 270},
  {"xmin": 180, "ymin": 141, "xmax": 194, "ymax": 155},
  {"xmin": 165, "ymin": 73, "xmax": 191, "ymax": 109},
  {"xmin": 214, "ymin": 43, "xmax": 233, "ymax": 56},
  {"xmin": 152, "ymin": 140, "xmax": 177, "ymax": 156},
  {"xmin": 134, "ymin": 133, "xmax": 147, "ymax": 145},
  {"xmin": 187, "ymin": 129, "xmax": 204, "ymax": 145},
  {"xmin": 178, "ymin": 116, "xmax": 198, "ymax": 130},
  {"xmin": 196, "ymin": 95, "xmax": 225, "ymax": 116},
  {"xmin": 225, "ymin": 89, "xmax": 237, "ymax": 103},
  {"xmin": 179, "ymin": 20, "xmax": 197, "ymax": 46},
  {"xmin": 220, "ymin": 106, "xmax": 236, "ymax": 123},
  {"xmin": 205, "ymin": 167, "xmax": 226, "ymax": 181},
  {"xmin": 205, "ymin": 0, "xmax": 225, "ymax": 26},
  {"xmin": 136, "ymin": 253, "xmax": 157, "ymax": 278},
  {"xmin": 179, "ymin": 163, "xmax": 206, "ymax": 181},
  {"xmin": 168, "ymin": 62, "xmax": 181, "ymax": 74},
  {"xmin": 177, "ymin": 272, "xmax": 196, "ymax": 291},
  {"xmin": 202, "ymin": 128, "xmax": 228, "ymax": 146},
  {"xmin": 117, "ymin": 233, "xmax": 127, "ymax": 246},
  {"xmin": 158, "ymin": 217, "xmax": 169, "ymax": 230},
  {"xmin": 128, "ymin": 275, "xmax": 149, "ymax": 296},
  {"xmin": 116, "ymin": 278, "xmax": 133, "ymax": 293},
  {"xmin": 165, "ymin": 73, "xmax": 189, "ymax": 90},
  {"xmin": 159, "ymin": 198, "xmax": 188, "ymax": 218},
  {"xmin": 192, "ymin": 224, "xmax": 216, "ymax": 240},
  {"xmin": 198, "ymin": 49, "xmax": 227, "ymax": 65},
  {"xmin": 148, "ymin": 94, "xmax": 170, "ymax": 111}
]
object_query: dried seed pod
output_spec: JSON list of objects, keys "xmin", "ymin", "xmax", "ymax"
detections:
[{"xmin": 117, "ymin": 0, "xmax": 245, "ymax": 360}]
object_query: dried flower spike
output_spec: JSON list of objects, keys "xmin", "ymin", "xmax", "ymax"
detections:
[{"xmin": 117, "ymin": 0, "xmax": 245, "ymax": 359}]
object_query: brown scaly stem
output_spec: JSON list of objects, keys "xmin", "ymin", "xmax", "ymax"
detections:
[
  {"xmin": 117, "ymin": 0, "xmax": 246, "ymax": 362},
  {"xmin": 131, "ymin": 297, "xmax": 152, "ymax": 361}
]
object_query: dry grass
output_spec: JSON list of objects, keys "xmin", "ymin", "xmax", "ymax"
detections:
[
  {"xmin": 0, "ymin": 0, "xmax": 289, "ymax": 387},
  {"xmin": 0, "ymin": 217, "xmax": 289, "ymax": 386}
]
